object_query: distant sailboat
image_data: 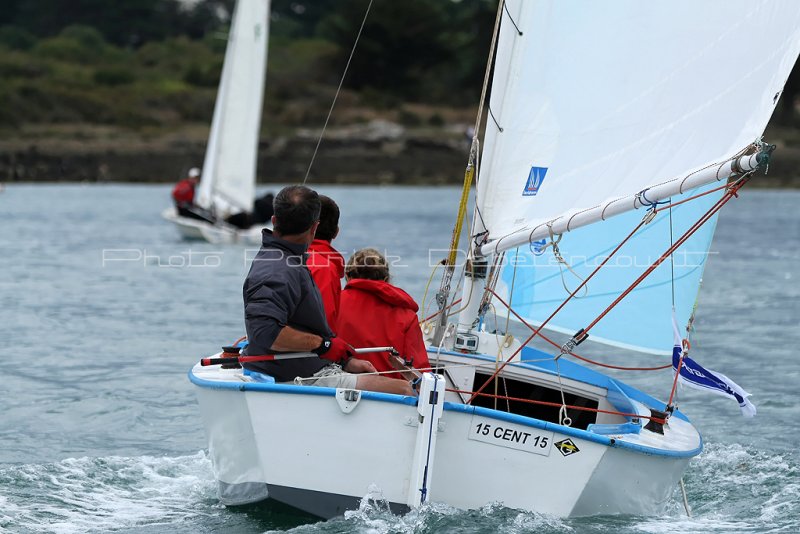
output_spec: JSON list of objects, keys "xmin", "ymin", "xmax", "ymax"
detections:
[
  {"xmin": 163, "ymin": 0, "xmax": 271, "ymax": 245},
  {"xmin": 189, "ymin": 0, "xmax": 800, "ymax": 518}
]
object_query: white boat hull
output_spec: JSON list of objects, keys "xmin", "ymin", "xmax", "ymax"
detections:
[
  {"xmin": 190, "ymin": 346, "xmax": 701, "ymax": 518},
  {"xmin": 162, "ymin": 207, "xmax": 267, "ymax": 245}
]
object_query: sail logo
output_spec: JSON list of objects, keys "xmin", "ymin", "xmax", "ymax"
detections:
[
  {"xmin": 530, "ymin": 238, "xmax": 547, "ymax": 256},
  {"xmin": 523, "ymin": 166, "xmax": 548, "ymax": 196}
]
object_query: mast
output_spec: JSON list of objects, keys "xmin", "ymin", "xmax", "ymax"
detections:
[{"xmin": 431, "ymin": 0, "xmax": 505, "ymax": 347}]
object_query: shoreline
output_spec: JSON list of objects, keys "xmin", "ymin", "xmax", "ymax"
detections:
[{"xmin": 2, "ymin": 121, "xmax": 800, "ymax": 186}]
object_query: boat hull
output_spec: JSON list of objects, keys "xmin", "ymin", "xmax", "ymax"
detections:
[
  {"xmin": 190, "ymin": 361, "xmax": 700, "ymax": 518},
  {"xmin": 161, "ymin": 207, "xmax": 267, "ymax": 245}
]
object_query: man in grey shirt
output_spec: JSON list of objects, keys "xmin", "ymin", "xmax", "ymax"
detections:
[{"xmin": 242, "ymin": 185, "xmax": 413, "ymax": 396}]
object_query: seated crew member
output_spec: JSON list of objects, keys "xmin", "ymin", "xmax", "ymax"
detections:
[
  {"xmin": 225, "ymin": 191, "xmax": 276, "ymax": 229},
  {"xmin": 252, "ymin": 192, "xmax": 275, "ymax": 224},
  {"xmin": 241, "ymin": 185, "xmax": 414, "ymax": 396},
  {"xmin": 171, "ymin": 167, "xmax": 215, "ymax": 224},
  {"xmin": 336, "ymin": 248, "xmax": 431, "ymax": 379},
  {"xmin": 306, "ymin": 195, "xmax": 344, "ymax": 329}
]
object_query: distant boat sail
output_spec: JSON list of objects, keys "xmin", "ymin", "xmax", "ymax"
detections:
[
  {"xmin": 189, "ymin": 0, "xmax": 800, "ymax": 519},
  {"xmin": 164, "ymin": 0, "xmax": 271, "ymax": 244}
]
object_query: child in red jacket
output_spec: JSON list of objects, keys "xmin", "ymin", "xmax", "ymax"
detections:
[{"xmin": 336, "ymin": 248, "xmax": 431, "ymax": 379}]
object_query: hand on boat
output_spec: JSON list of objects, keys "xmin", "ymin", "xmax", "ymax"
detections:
[
  {"xmin": 315, "ymin": 335, "xmax": 353, "ymax": 363},
  {"xmin": 343, "ymin": 358, "xmax": 377, "ymax": 374}
]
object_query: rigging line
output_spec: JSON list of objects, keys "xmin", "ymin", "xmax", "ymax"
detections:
[
  {"xmin": 583, "ymin": 175, "xmax": 752, "ymax": 335},
  {"xmin": 487, "ymin": 288, "xmax": 671, "ymax": 371},
  {"xmin": 467, "ymin": 216, "xmax": 650, "ymax": 404},
  {"xmin": 555, "ymin": 359, "xmax": 572, "ymax": 427},
  {"xmin": 419, "ymin": 261, "xmax": 444, "ymax": 322},
  {"xmin": 302, "ymin": 0, "xmax": 373, "ymax": 185},
  {"xmin": 669, "ymin": 197, "xmax": 676, "ymax": 307},
  {"xmin": 488, "ymin": 106, "xmax": 504, "ymax": 132},
  {"xmin": 420, "ymin": 298, "xmax": 462, "ymax": 324},
  {"xmin": 451, "ymin": 389, "xmax": 668, "ymax": 423},
  {"xmin": 544, "ymin": 222, "xmax": 589, "ymax": 298},
  {"xmin": 502, "ymin": 0, "xmax": 524, "ymax": 35},
  {"xmin": 495, "ymin": 253, "xmax": 518, "ymax": 410},
  {"xmin": 666, "ymin": 339, "xmax": 689, "ymax": 409}
]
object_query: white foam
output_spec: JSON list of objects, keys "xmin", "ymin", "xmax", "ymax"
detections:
[{"xmin": 0, "ymin": 452, "xmax": 217, "ymax": 534}]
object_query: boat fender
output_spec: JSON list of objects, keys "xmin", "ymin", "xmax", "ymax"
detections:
[{"xmin": 335, "ymin": 388, "xmax": 362, "ymax": 414}]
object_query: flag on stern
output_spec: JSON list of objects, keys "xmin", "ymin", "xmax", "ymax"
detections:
[{"xmin": 671, "ymin": 344, "xmax": 756, "ymax": 417}]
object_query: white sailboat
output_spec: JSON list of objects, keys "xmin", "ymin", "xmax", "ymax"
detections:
[
  {"xmin": 163, "ymin": 0, "xmax": 271, "ymax": 245},
  {"xmin": 189, "ymin": 0, "xmax": 800, "ymax": 518}
]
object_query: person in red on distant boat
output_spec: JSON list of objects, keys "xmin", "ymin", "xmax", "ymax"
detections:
[
  {"xmin": 171, "ymin": 167, "xmax": 216, "ymax": 224},
  {"xmin": 172, "ymin": 167, "xmax": 200, "ymax": 213},
  {"xmin": 336, "ymin": 248, "xmax": 431, "ymax": 379},
  {"xmin": 306, "ymin": 195, "xmax": 345, "ymax": 329}
]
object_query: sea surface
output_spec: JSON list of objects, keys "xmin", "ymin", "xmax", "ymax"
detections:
[{"xmin": 0, "ymin": 184, "xmax": 798, "ymax": 534}]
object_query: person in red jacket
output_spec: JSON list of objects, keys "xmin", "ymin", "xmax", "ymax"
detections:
[
  {"xmin": 336, "ymin": 248, "xmax": 431, "ymax": 379},
  {"xmin": 171, "ymin": 168, "xmax": 200, "ymax": 214},
  {"xmin": 306, "ymin": 195, "xmax": 345, "ymax": 329},
  {"xmin": 171, "ymin": 167, "xmax": 216, "ymax": 224}
]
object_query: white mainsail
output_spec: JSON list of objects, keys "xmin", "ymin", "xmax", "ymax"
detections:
[
  {"xmin": 196, "ymin": 0, "xmax": 270, "ymax": 216},
  {"xmin": 476, "ymin": 0, "xmax": 800, "ymax": 254},
  {"xmin": 473, "ymin": 0, "xmax": 800, "ymax": 352}
]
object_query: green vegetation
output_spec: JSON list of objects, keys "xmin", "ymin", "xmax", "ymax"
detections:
[{"xmin": 0, "ymin": 0, "xmax": 498, "ymax": 131}]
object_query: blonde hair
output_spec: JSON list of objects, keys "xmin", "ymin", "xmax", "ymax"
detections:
[{"xmin": 345, "ymin": 248, "xmax": 390, "ymax": 281}]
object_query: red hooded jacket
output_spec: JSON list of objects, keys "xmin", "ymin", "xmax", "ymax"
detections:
[
  {"xmin": 336, "ymin": 278, "xmax": 430, "ymax": 378},
  {"xmin": 306, "ymin": 239, "xmax": 344, "ymax": 329},
  {"xmin": 171, "ymin": 178, "xmax": 196, "ymax": 205}
]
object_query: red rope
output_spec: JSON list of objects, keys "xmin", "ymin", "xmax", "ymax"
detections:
[
  {"xmin": 467, "ymin": 216, "xmax": 649, "ymax": 404},
  {"xmin": 420, "ymin": 298, "xmax": 463, "ymax": 324},
  {"xmin": 667, "ymin": 339, "xmax": 690, "ymax": 408},
  {"xmin": 584, "ymin": 179, "xmax": 747, "ymax": 335},
  {"xmin": 488, "ymin": 289, "xmax": 671, "ymax": 371}
]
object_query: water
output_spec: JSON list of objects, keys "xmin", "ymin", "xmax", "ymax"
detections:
[{"xmin": 0, "ymin": 184, "xmax": 798, "ymax": 533}]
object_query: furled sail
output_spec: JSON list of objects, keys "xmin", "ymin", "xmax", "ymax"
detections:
[
  {"xmin": 476, "ymin": 0, "xmax": 800, "ymax": 251},
  {"xmin": 197, "ymin": 0, "xmax": 270, "ymax": 216},
  {"xmin": 477, "ymin": 0, "xmax": 800, "ymax": 352}
]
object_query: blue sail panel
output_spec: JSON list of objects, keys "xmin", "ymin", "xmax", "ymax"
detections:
[{"xmin": 496, "ymin": 185, "xmax": 723, "ymax": 354}]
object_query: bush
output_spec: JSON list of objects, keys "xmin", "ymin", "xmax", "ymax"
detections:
[
  {"xmin": 428, "ymin": 113, "xmax": 445, "ymax": 127},
  {"xmin": 59, "ymin": 25, "xmax": 107, "ymax": 50},
  {"xmin": 0, "ymin": 26, "xmax": 36, "ymax": 51},
  {"xmin": 398, "ymin": 109, "xmax": 422, "ymax": 127},
  {"xmin": 0, "ymin": 53, "xmax": 49, "ymax": 78},
  {"xmin": 183, "ymin": 61, "xmax": 221, "ymax": 87},
  {"xmin": 94, "ymin": 68, "xmax": 136, "ymax": 86}
]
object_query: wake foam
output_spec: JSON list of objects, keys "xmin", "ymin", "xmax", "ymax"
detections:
[{"xmin": 0, "ymin": 452, "xmax": 216, "ymax": 534}]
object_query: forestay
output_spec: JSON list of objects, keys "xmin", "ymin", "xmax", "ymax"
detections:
[
  {"xmin": 476, "ymin": 0, "xmax": 800, "ymax": 250},
  {"xmin": 196, "ymin": 0, "xmax": 270, "ymax": 216}
]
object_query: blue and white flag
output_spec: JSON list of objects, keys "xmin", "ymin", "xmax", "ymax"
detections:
[
  {"xmin": 669, "ymin": 313, "xmax": 756, "ymax": 417},
  {"xmin": 671, "ymin": 344, "xmax": 756, "ymax": 417}
]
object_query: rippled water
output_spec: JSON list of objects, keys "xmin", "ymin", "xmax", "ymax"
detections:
[{"xmin": 1, "ymin": 184, "xmax": 798, "ymax": 533}]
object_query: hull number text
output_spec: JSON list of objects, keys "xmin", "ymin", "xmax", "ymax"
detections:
[{"xmin": 468, "ymin": 417, "xmax": 553, "ymax": 456}]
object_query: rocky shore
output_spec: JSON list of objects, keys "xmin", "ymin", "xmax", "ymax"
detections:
[{"xmin": 2, "ymin": 121, "xmax": 799, "ymax": 186}]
